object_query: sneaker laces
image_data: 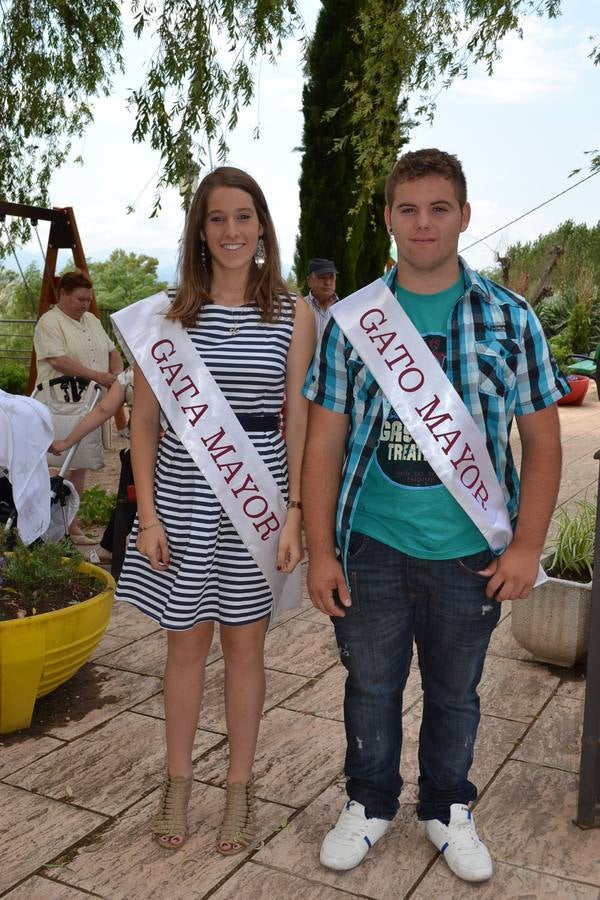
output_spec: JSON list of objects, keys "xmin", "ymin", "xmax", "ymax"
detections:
[{"xmin": 451, "ymin": 815, "xmax": 483, "ymax": 850}]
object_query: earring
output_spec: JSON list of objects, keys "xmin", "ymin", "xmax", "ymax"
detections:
[
  {"xmin": 254, "ymin": 237, "xmax": 266, "ymax": 269},
  {"xmin": 200, "ymin": 240, "xmax": 208, "ymax": 268}
]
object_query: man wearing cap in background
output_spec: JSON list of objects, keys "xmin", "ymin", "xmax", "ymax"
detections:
[{"xmin": 302, "ymin": 258, "xmax": 339, "ymax": 338}]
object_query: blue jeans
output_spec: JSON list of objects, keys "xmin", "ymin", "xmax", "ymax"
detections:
[{"xmin": 333, "ymin": 533, "xmax": 501, "ymax": 823}]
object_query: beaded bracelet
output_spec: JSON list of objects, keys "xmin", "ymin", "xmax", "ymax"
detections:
[{"xmin": 287, "ymin": 500, "xmax": 302, "ymax": 510}]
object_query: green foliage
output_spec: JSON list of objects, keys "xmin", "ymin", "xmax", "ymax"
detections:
[
  {"xmin": 0, "ymin": 360, "xmax": 29, "ymax": 394},
  {"xmin": 89, "ymin": 250, "xmax": 167, "ymax": 311},
  {"xmin": 567, "ymin": 302, "xmax": 590, "ymax": 355},
  {"xmin": 547, "ymin": 499, "xmax": 595, "ymax": 582},
  {"xmin": 77, "ymin": 484, "xmax": 117, "ymax": 527},
  {"xmin": 294, "ymin": 0, "xmax": 396, "ymax": 297},
  {"xmin": 503, "ymin": 221, "xmax": 600, "ymax": 304},
  {"xmin": 0, "ymin": 2, "xmax": 123, "ymax": 248}
]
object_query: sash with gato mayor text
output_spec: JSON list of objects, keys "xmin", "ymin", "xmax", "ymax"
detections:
[
  {"xmin": 331, "ymin": 278, "xmax": 546, "ymax": 585},
  {"xmin": 111, "ymin": 293, "xmax": 302, "ymax": 618}
]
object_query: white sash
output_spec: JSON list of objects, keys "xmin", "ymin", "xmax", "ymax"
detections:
[
  {"xmin": 111, "ymin": 293, "xmax": 302, "ymax": 618},
  {"xmin": 332, "ymin": 278, "xmax": 546, "ymax": 584}
]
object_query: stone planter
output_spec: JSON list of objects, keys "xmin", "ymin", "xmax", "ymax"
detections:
[
  {"xmin": 511, "ymin": 568, "xmax": 592, "ymax": 667},
  {"xmin": 0, "ymin": 562, "xmax": 115, "ymax": 733}
]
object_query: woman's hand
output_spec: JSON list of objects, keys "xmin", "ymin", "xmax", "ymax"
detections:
[
  {"xmin": 48, "ymin": 439, "xmax": 68, "ymax": 455},
  {"xmin": 276, "ymin": 509, "xmax": 304, "ymax": 573},
  {"xmin": 136, "ymin": 522, "xmax": 170, "ymax": 571}
]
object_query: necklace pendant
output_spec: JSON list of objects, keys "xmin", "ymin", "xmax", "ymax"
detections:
[{"xmin": 230, "ymin": 324, "xmax": 239, "ymax": 336}]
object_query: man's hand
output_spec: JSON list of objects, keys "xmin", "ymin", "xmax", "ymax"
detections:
[
  {"xmin": 478, "ymin": 543, "xmax": 540, "ymax": 601},
  {"xmin": 307, "ymin": 554, "xmax": 351, "ymax": 617}
]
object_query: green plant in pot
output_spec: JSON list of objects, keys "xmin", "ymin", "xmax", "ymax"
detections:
[
  {"xmin": 512, "ymin": 499, "xmax": 595, "ymax": 667},
  {"xmin": 0, "ymin": 535, "xmax": 115, "ymax": 733}
]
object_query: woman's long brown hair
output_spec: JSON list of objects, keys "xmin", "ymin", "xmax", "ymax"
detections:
[{"xmin": 167, "ymin": 167, "xmax": 291, "ymax": 328}]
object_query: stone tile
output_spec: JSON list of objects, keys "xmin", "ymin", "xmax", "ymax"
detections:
[
  {"xmin": 42, "ymin": 666, "xmax": 162, "ymax": 740},
  {"xmin": 194, "ymin": 706, "xmax": 346, "ymax": 807},
  {"xmin": 282, "ymin": 662, "xmax": 422, "ymax": 722},
  {"xmin": 0, "ymin": 784, "xmax": 105, "ymax": 894},
  {"xmin": 478, "ymin": 760, "xmax": 600, "ymax": 885},
  {"xmin": 281, "ymin": 663, "xmax": 345, "ymax": 720},
  {"xmin": 256, "ymin": 781, "xmax": 436, "ymax": 899},
  {"xmin": 210, "ymin": 862, "xmax": 358, "ymax": 899},
  {"xmin": 50, "ymin": 782, "xmax": 291, "ymax": 900},
  {"xmin": 0, "ymin": 734, "xmax": 63, "ymax": 779},
  {"xmin": 90, "ymin": 629, "xmax": 132, "ymax": 659},
  {"xmin": 4, "ymin": 875, "xmax": 94, "ymax": 898},
  {"xmin": 513, "ymin": 695, "xmax": 584, "ymax": 773},
  {"xmin": 96, "ymin": 628, "xmax": 222, "ymax": 676},
  {"xmin": 479, "ymin": 655, "xmax": 560, "ymax": 722},
  {"xmin": 413, "ymin": 860, "xmax": 600, "ymax": 899},
  {"xmin": 297, "ymin": 605, "xmax": 334, "ymax": 626},
  {"xmin": 487, "ymin": 614, "xmax": 533, "ymax": 660},
  {"xmin": 132, "ymin": 660, "xmax": 308, "ymax": 734},
  {"xmin": 557, "ymin": 674, "xmax": 588, "ymax": 700},
  {"xmin": 5, "ymin": 712, "xmax": 222, "ymax": 816},
  {"xmin": 104, "ymin": 599, "xmax": 161, "ymax": 642},
  {"xmin": 399, "ymin": 704, "xmax": 526, "ymax": 791},
  {"xmin": 263, "ymin": 617, "xmax": 339, "ymax": 677}
]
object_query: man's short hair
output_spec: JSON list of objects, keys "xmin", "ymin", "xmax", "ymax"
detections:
[
  {"xmin": 308, "ymin": 258, "xmax": 338, "ymax": 276},
  {"xmin": 385, "ymin": 149, "xmax": 467, "ymax": 208}
]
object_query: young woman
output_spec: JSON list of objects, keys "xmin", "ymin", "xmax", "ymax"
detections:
[{"xmin": 114, "ymin": 167, "xmax": 315, "ymax": 853}]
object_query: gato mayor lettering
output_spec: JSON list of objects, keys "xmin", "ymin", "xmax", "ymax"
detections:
[
  {"xmin": 150, "ymin": 337, "xmax": 281, "ymax": 543},
  {"xmin": 358, "ymin": 308, "xmax": 489, "ymax": 511}
]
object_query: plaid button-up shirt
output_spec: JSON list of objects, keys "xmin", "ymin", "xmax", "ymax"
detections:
[{"xmin": 302, "ymin": 258, "xmax": 568, "ymax": 569}]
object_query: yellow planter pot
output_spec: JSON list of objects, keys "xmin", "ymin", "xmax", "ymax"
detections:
[{"xmin": 0, "ymin": 562, "xmax": 115, "ymax": 734}]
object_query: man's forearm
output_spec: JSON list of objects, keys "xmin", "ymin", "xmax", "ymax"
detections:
[{"xmin": 301, "ymin": 406, "xmax": 348, "ymax": 560}]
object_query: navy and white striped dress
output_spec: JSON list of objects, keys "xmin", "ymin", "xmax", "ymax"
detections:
[{"xmin": 114, "ymin": 301, "xmax": 294, "ymax": 630}]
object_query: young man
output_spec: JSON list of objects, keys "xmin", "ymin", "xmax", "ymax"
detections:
[
  {"xmin": 303, "ymin": 257, "xmax": 339, "ymax": 337},
  {"xmin": 301, "ymin": 149, "xmax": 567, "ymax": 883}
]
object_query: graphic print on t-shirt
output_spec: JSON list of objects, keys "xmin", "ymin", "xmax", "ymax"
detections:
[{"xmin": 375, "ymin": 332, "xmax": 446, "ymax": 489}]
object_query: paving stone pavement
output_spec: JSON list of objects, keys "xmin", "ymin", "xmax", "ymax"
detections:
[{"xmin": 2, "ymin": 390, "xmax": 600, "ymax": 898}]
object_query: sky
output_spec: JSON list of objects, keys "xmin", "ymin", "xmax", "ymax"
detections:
[{"xmin": 5, "ymin": 0, "xmax": 600, "ymax": 287}]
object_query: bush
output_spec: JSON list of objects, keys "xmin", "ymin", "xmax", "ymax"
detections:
[
  {"xmin": 0, "ymin": 360, "xmax": 28, "ymax": 394},
  {"xmin": 78, "ymin": 484, "xmax": 117, "ymax": 526}
]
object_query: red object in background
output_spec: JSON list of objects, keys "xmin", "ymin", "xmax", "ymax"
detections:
[{"xmin": 557, "ymin": 374, "xmax": 590, "ymax": 407}]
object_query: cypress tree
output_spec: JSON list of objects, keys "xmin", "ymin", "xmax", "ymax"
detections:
[{"xmin": 294, "ymin": 0, "xmax": 401, "ymax": 297}]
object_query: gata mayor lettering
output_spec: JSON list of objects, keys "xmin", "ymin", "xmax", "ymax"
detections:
[
  {"xmin": 358, "ymin": 307, "xmax": 489, "ymax": 511},
  {"xmin": 150, "ymin": 338, "xmax": 281, "ymax": 541}
]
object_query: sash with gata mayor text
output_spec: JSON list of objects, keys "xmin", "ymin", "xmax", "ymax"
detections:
[
  {"xmin": 111, "ymin": 292, "xmax": 302, "ymax": 618},
  {"xmin": 331, "ymin": 278, "xmax": 546, "ymax": 585}
]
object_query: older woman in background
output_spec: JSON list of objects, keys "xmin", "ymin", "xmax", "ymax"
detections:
[{"xmin": 34, "ymin": 269, "xmax": 123, "ymax": 543}]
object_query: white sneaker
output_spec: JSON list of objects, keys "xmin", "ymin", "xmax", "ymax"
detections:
[
  {"xmin": 426, "ymin": 803, "xmax": 492, "ymax": 882},
  {"xmin": 320, "ymin": 800, "xmax": 391, "ymax": 871}
]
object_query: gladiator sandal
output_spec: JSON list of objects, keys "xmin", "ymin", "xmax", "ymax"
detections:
[
  {"xmin": 216, "ymin": 780, "xmax": 257, "ymax": 855},
  {"xmin": 150, "ymin": 773, "xmax": 193, "ymax": 850}
]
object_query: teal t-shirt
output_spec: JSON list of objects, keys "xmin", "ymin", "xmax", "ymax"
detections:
[{"xmin": 352, "ymin": 277, "xmax": 489, "ymax": 560}]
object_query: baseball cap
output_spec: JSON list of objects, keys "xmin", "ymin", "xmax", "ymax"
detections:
[{"xmin": 308, "ymin": 257, "xmax": 338, "ymax": 275}]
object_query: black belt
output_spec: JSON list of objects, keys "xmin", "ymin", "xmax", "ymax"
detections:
[{"xmin": 236, "ymin": 413, "xmax": 280, "ymax": 432}]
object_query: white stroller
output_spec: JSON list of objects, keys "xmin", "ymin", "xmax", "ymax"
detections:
[{"xmin": 0, "ymin": 377, "xmax": 102, "ymax": 546}]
